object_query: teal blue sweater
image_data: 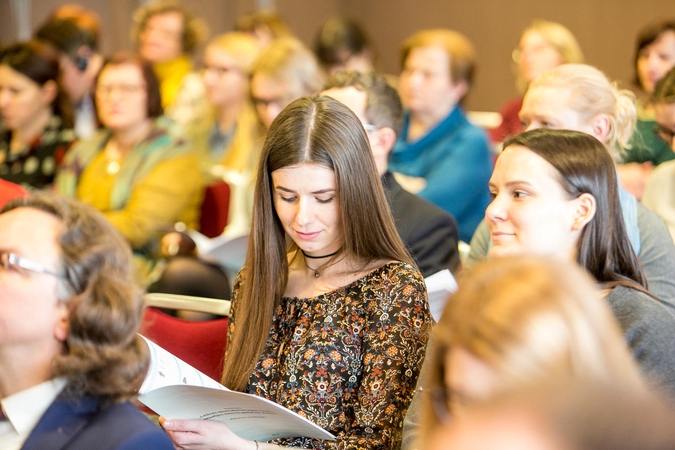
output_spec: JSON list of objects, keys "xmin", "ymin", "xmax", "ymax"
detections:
[{"xmin": 389, "ymin": 107, "xmax": 492, "ymax": 242}]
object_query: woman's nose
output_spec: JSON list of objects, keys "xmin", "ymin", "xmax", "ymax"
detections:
[{"xmin": 294, "ymin": 197, "xmax": 314, "ymax": 226}]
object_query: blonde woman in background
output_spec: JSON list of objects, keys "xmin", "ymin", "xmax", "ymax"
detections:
[
  {"xmin": 250, "ymin": 37, "xmax": 325, "ymax": 130},
  {"xmin": 491, "ymin": 20, "xmax": 583, "ymax": 143},
  {"xmin": 414, "ymin": 255, "xmax": 648, "ymax": 449},
  {"xmin": 200, "ymin": 32, "xmax": 263, "ymax": 177}
]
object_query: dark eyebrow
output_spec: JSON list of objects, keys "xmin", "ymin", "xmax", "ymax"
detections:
[
  {"xmin": 488, "ymin": 180, "xmax": 536, "ymax": 189},
  {"xmin": 274, "ymin": 186, "xmax": 336, "ymax": 195}
]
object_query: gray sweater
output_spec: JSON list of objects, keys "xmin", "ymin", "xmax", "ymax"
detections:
[{"xmin": 606, "ymin": 286, "xmax": 675, "ymax": 398}]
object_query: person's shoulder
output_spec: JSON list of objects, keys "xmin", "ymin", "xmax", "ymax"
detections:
[
  {"xmin": 89, "ymin": 401, "xmax": 174, "ymax": 449},
  {"xmin": 607, "ymin": 286, "xmax": 670, "ymax": 319},
  {"xmin": 373, "ymin": 260, "xmax": 425, "ymax": 285}
]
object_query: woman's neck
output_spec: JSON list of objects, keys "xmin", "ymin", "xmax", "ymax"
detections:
[
  {"xmin": 110, "ymin": 119, "xmax": 154, "ymax": 157},
  {"xmin": 9, "ymin": 108, "xmax": 52, "ymax": 154},
  {"xmin": 284, "ymin": 250, "xmax": 390, "ymax": 299},
  {"xmin": 216, "ymin": 99, "xmax": 244, "ymax": 134}
]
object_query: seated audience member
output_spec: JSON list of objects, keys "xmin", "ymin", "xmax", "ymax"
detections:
[
  {"xmin": 199, "ymin": 32, "xmax": 262, "ymax": 176},
  {"xmin": 492, "ymin": 19, "xmax": 583, "ymax": 143},
  {"xmin": 235, "ymin": 9, "xmax": 293, "ymax": 49},
  {"xmin": 430, "ymin": 379, "xmax": 675, "ymax": 450},
  {"xmin": 250, "ymin": 37, "xmax": 324, "ymax": 131},
  {"xmin": 132, "ymin": 0, "xmax": 209, "ymax": 133},
  {"xmin": 315, "ymin": 18, "xmax": 376, "ymax": 76},
  {"xmin": 35, "ymin": 17, "xmax": 103, "ymax": 139},
  {"xmin": 622, "ymin": 21, "xmax": 675, "ymax": 168},
  {"xmin": 55, "ymin": 52, "xmax": 202, "ymax": 277},
  {"xmin": 615, "ymin": 21, "xmax": 675, "ymax": 198},
  {"xmin": 161, "ymin": 96, "xmax": 432, "ymax": 449},
  {"xmin": 389, "ymin": 29, "xmax": 492, "ymax": 242},
  {"xmin": 0, "ymin": 41, "xmax": 75, "ymax": 189},
  {"xmin": 406, "ymin": 255, "xmax": 649, "ymax": 449},
  {"xmin": 322, "ymin": 71, "xmax": 460, "ymax": 275},
  {"xmin": 469, "ymin": 64, "xmax": 675, "ymax": 309},
  {"xmin": 642, "ymin": 66, "xmax": 675, "ymax": 240},
  {"xmin": 0, "ymin": 191, "xmax": 173, "ymax": 449},
  {"xmin": 486, "ymin": 129, "xmax": 675, "ymax": 395},
  {"xmin": 151, "ymin": 38, "xmax": 323, "ymax": 300}
]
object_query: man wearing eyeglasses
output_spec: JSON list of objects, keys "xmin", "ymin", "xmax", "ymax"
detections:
[
  {"xmin": 0, "ymin": 192, "xmax": 173, "ymax": 449},
  {"xmin": 322, "ymin": 71, "xmax": 460, "ymax": 276}
]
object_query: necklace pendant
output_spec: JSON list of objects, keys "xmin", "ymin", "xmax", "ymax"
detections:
[
  {"xmin": 106, "ymin": 160, "xmax": 120, "ymax": 175},
  {"xmin": 314, "ymin": 270, "xmax": 320, "ymax": 278}
]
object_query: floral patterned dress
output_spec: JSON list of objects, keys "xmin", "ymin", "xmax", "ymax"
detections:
[{"xmin": 228, "ymin": 261, "xmax": 431, "ymax": 449}]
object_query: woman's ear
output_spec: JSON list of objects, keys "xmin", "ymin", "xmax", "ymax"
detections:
[
  {"xmin": 591, "ymin": 114, "xmax": 611, "ymax": 143},
  {"xmin": 41, "ymin": 80, "xmax": 58, "ymax": 106},
  {"xmin": 572, "ymin": 193, "xmax": 597, "ymax": 230}
]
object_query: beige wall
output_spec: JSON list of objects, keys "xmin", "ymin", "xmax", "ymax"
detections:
[{"xmin": 2, "ymin": 0, "xmax": 673, "ymax": 111}]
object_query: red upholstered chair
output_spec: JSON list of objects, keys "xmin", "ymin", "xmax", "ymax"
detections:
[
  {"xmin": 139, "ymin": 293, "xmax": 231, "ymax": 381},
  {"xmin": 199, "ymin": 180, "xmax": 231, "ymax": 238}
]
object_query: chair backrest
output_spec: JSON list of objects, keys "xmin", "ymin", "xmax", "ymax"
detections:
[
  {"xmin": 199, "ymin": 180, "xmax": 231, "ymax": 238},
  {"xmin": 139, "ymin": 294, "xmax": 231, "ymax": 381}
]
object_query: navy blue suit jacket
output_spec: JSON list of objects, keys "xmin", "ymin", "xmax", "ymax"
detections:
[
  {"xmin": 383, "ymin": 172, "xmax": 460, "ymax": 276},
  {"xmin": 21, "ymin": 393, "xmax": 174, "ymax": 450}
]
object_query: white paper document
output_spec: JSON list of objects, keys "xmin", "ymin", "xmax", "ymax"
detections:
[
  {"xmin": 424, "ymin": 269, "xmax": 458, "ymax": 322},
  {"xmin": 187, "ymin": 229, "xmax": 248, "ymax": 272},
  {"xmin": 137, "ymin": 336, "xmax": 335, "ymax": 442}
]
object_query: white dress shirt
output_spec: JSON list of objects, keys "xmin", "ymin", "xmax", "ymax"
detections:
[{"xmin": 0, "ymin": 378, "xmax": 67, "ymax": 450}]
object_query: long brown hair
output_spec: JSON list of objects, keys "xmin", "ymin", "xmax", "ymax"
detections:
[
  {"xmin": 221, "ymin": 95, "xmax": 413, "ymax": 391},
  {"xmin": 503, "ymin": 129, "xmax": 647, "ymax": 292}
]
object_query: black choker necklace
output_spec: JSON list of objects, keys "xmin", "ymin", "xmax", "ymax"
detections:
[
  {"xmin": 301, "ymin": 250, "xmax": 345, "ymax": 278},
  {"xmin": 301, "ymin": 249, "xmax": 339, "ymax": 259}
]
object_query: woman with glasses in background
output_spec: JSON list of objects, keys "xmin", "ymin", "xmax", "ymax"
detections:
[{"xmin": 55, "ymin": 52, "xmax": 201, "ymax": 281}]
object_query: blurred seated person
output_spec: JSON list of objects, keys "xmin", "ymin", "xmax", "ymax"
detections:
[
  {"xmin": 322, "ymin": 71, "xmax": 460, "ymax": 275},
  {"xmin": 251, "ymin": 37, "xmax": 324, "ymax": 131},
  {"xmin": 491, "ymin": 20, "xmax": 583, "ymax": 143},
  {"xmin": 152, "ymin": 38, "xmax": 323, "ymax": 301},
  {"xmin": 389, "ymin": 29, "xmax": 492, "ymax": 242},
  {"xmin": 616, "ymin": 21, "xmax": 675, "ymax": 198},
  {"xmin": 0, "ymin": 191, "xmax": 174, "ymax": 449},
  {"xmin": 643, "ymin": 66, "xmax": 675, "ymax": 240},
  {"xmin": 199, "ymin": 32, "xmax": 262, "ymax": 177},
  {"xmin": 315, "ymin": 18, "xmax": 375, "ymax": 76},
  {"xmin": 0, "ymin": 41, "xmax": 75, "ymax": 189},
  {"xmin": 132, "ymin": 0, "xmax": 209, "ymax": 133},
  {"xmin": 409, "ymin": 255, "xmax": 649, "ymax": 449},
  {"xmin": 55, "ymin": 52, "xmax": 202, "ymax": 280},
  {"xmin": 235, "ymin": 9, "xmax": 293, "ymax": 50},
  {"xmin": 35, "ymin": 16, "xmax": 103, "ymax": 139},
  {"xmin": 622, "ymin": 21, "xmax": 675, "ymax": 168}
]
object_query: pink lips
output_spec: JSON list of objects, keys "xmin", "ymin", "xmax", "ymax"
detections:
[
  {"xmin": 491, "ymin": 231, "xmax": 514, "ymax": 240},
  {"xmin": 295, "ymin": 230, "xmax": 321, "ymax": 240}
]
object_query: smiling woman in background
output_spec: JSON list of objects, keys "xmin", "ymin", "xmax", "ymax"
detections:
[{"xmin": 484, "ymin": 129, "xmax": 675, "ymax": 397}]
